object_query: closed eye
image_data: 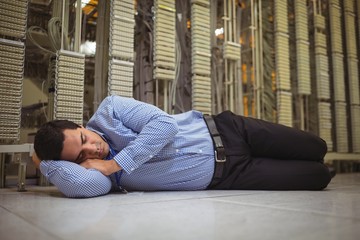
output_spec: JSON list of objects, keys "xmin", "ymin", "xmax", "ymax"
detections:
[
  {"xmin": 75, "ymin": 132, "xmax": 85, "ymax": 163},
  {"xmin": 81, "ymin": 132, "xmax": 85, "ymax": 144}
]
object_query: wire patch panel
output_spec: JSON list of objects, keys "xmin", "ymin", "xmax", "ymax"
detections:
[{"xmin": 54, "ymin": 50, "xmax": 85, "ymax": 125}]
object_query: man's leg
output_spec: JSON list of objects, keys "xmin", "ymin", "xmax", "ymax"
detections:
[
  {"xmin": 209, "ymin": 111, "xmax": 331, "ymax": 190},
  {"xmin": 214, "ymin": 111, "xmax": 327, "ymax": 162},
  {"xmin": 210, "ymin": 156, "xmax": 331, "ymax": 190}
]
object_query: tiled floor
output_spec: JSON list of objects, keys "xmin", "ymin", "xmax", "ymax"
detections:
[{"xmin": 0, "ymin": 173, "xmax": 359, "ymax": 240}]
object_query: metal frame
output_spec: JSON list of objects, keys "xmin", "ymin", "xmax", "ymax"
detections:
[{"xmin": 0, "ymin": 144, "xmax": 33, "ymax": 191}]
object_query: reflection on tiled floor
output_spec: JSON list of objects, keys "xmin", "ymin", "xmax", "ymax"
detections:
[{"xmin": 0, "ymin": 173, "xmax": 359, "ymax": 240}]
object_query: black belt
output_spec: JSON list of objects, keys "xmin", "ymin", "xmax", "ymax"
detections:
[{"xmin": 203, "ymin": 115, "xmax": 226, "ymax": 180}]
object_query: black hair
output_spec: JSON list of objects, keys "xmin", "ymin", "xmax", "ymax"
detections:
[{"xmin": 34, "ymin": 120, "xmax": 80, "ymax": 160}]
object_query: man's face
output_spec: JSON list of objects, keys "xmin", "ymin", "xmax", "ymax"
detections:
[{"xmin": 60, "ymin": 127, "xmax": 110, "ymax": 163}]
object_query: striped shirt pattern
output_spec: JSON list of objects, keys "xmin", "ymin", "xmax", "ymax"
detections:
[{"xmin": 40, "ymin": 96, "xmax": 215, "ymax": 197}]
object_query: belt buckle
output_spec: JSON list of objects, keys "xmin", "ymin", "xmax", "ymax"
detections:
[{"xmin": 214, "ymin": 149, "xmax": 226, "ymax": 163}]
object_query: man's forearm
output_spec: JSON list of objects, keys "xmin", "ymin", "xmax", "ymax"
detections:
[
  {"xmin": 107, "ymin": 159, "xmax": 122, "ymax": 175},
  {"xmin": 80, "ymin": 159, "xmax": 122, "ymax": 176}
]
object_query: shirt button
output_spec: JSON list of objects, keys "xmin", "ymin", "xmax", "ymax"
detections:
[
  {"xmin": 130, "ymin": 168, "xmax": 135, "ymax": 171},
  {"xmin": 176, "ymin": 149, "xmax": 179, "ymax": 152},
  {"xmin": 199, "ymin": 149, "xmax": 203, "ymax": 153},
  {"xmin": 149, "ymin": 155, "xmax": 153, "ymax": 158}
]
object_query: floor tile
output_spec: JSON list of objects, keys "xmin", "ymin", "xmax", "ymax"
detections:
[
  {"xmin": 0, "ymin": 207, "xmax": 59, "ymax": 240},
  {"xmin": 0, "ymin": 173, "xmax": 359, "ymax": 240}
]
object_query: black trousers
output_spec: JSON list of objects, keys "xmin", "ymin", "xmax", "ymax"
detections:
[{"xmin": 208, "ymin": 111, "xmax": 331, "ymax": 190}]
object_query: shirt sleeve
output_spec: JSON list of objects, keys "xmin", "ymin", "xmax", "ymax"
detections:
[
  {"xmin": 89, "ymin": 95, "xmax": 179, "ymax": 174},
  {"xmin": 39, "ymin": 160, "xmax": 112, "ymax": 198}
]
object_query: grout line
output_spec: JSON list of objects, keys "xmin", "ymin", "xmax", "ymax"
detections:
[
  {"xmin": 0, "ymin": 205, "xmax": 65, "ymax": 240},
  {"xmin": 106, "ymin": 191, "xmax": 274, "ymax": 206},
  {"xmin": 200, "ymin": 197, "xmax": 360, "ymax": 222}
]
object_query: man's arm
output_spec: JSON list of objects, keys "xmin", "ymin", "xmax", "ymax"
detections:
[
  {"xmin": 40, "ymin": 160, "xmax": 112, "ymax": 198},
  {"xmin": 80, "ymin": 158, "xmax": 121, "ymax": 176},
  {"xmin": 87, "ymin": 96, "xmax": 179, "ymax": 175},
  {"xmin": 33, "ymin": 153, "xmax": 112, "ymax": 198}
]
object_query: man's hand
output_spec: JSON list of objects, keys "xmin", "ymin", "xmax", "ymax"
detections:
[
  {"xmin": 80, "ymin": 159, "xmax": 122, "ymax": 176},
  {"xmin": 32, "ymin": 152, "xmax": 41, "ymax": 169}
]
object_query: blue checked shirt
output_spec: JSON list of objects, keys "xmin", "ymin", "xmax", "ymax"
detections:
[{"xmin": 40, "ymin": 95, "xmax": 215, "ymax": 198}]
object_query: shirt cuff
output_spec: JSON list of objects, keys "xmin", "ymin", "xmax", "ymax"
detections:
[{"xmin": 113, "ymin": 150, "xmax": 138, "ymax": 174}]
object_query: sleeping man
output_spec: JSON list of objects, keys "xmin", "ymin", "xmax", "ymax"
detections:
[{"xmin": 32, "ymin": 95, "xmax": 332, "ymax": 197}]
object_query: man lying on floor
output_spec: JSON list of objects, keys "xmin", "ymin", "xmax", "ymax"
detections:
[{"xmin": 32, "ymin": 95, "xmax": 332, "ymax": 198}]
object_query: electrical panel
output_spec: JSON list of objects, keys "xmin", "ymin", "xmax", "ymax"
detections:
[
  {"xmin": 108, "ymin": 59, "xmax": 134, "ymax": 97},
  {"xmin": 312, "ymin": 9, "xmax": 333, "ymax": 151},
  {"xmin": 332, "ymin": 54, "xmax": 346, "ymax": 102},
  {"xmin": 0, "ymin": 39, "xmax": 25, "ymax": 140},
  {"xmin": 108, "ymin": 0, "xmax": 135, "ymax": 97},
  {"xmin": 350, "ymin": 105, "xmax": 360, "ymax": 152},
  {"xmin": 334, "ymin": 102, "xmax": 349, "ymax": 152},
  {"xmin": 276, "ymin": 91, "xmax": 292, "ymax": 125},
  {"xmin": 295, "ymin": 0, "xmax": 311, "ymax": 95},
  {"xmin": 223, "ymin": 42, "xmax": 241, "ymax": 61},
  {"xmin": 329, "ymin": 6, "xmax": 342, "ymax": 53},
  {"xmin": 318, "ymin": 102, "xmax": 333, "ymax": 150},
  {"xmin": 345, "ymin": 15, "xmax": 357, "ymax": 58},
  {"xmin": 0, "ymin": 0, "xmax": 28, "ymax": 39},
  {"xmin": 54, "ymin": 50, "xmax": 85, "ymax": 125},
  {"xmin": 348, "ymin": 59, "xmax": 360, "ymax": 105},
  {"xmin": 191, "ymin": 0, "xmax": 211, "ymax": 114},
  {"xmin": 315, "ymin": 55, "xmax": 330, "ymax": 99},
  {"xmin": 0, "ymin": 0, "xmax": 28, "ymax": 141},
  {"xmin": 343, "ymin": 0, "xmax": 360, "ymax": 152},
  {"xmin": 274, "ymin": 0, "xmax": 292, "ymax": 126},
  {"xmin": 153, "ymin": 0, "xmax": 176, "ymax": 81},
  {"xmin": 329, "ymin": 0, "xmax": 348, "ymax": 152}
]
